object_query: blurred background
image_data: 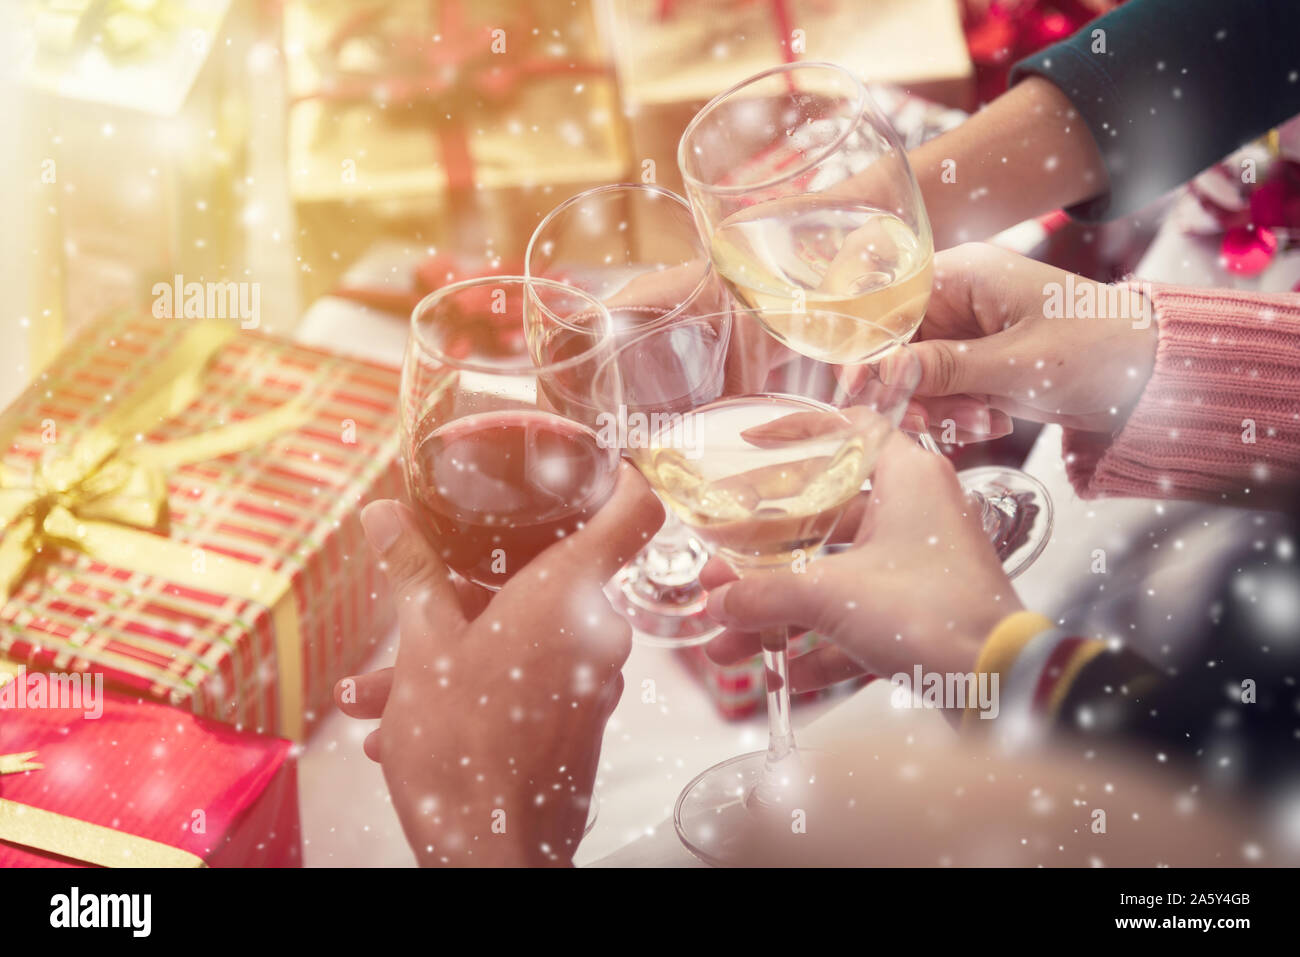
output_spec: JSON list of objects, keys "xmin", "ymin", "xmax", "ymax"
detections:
[{"xmin": 5, "ymin": 0, "xmax": 1133, "ymax": 412}]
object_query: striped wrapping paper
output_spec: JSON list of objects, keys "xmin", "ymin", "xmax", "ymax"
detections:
[{"xmin": 0, "ymin": 312, "xmax": 403, "ymax": 740}]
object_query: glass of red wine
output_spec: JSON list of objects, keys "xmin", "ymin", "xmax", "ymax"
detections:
[
  {"xmin": 401, "ymin": 276, "xmax": 620, "ymax": 592},
  {"xmin": 525, "ymin": 184, "xmax": 734, "ymax": 647}
]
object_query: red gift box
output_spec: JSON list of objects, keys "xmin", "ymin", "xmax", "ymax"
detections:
[
  {"xmin": 0, "ymin": 659, "xmax": 300, "ymax": 868},
  {"xmin": 0, "ymin": 312, "xmax": 403, "ymax": 740}
]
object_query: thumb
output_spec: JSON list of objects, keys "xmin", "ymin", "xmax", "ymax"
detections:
[
  {"xmin": 361, "ymin": 499, "xmax": 463, "ymax": 666},
  {"xmin": 705, "ymin": 572, "xmax": 830, "ymax": 633},
  {"xmin": 908, "ymin": 335, "xmax": 1010, "ymax": 398}
]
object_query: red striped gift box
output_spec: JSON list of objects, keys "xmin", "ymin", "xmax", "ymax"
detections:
[{"xmin": 0, "ymin": 312, "xmax": 402, "ymax": 740}]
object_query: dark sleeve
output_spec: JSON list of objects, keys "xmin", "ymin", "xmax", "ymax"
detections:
[
  {"xmin": 1009, "ymin": 0, "xmax": 1300, "ymax": 222},
  {"xmin": 1053, "ymin": 510, "xmax": 1300, "ymax": 807}
]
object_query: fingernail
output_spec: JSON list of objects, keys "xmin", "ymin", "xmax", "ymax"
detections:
[
  {"xmin": 705, "ymin": 584, "xmax": 733, "ymax": 623},
  {"xmin": 901, "ymin": 412, "xmax": 928, "ymax": 435},
  {"xmin": 953, "ymin": 406, "xmax": 992, "ymax": 435},
  {"xmin": 361, "ymin": 500, "xmax": 404, "ymax": 554}
]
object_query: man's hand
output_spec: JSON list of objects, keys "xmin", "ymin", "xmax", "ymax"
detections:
[{"xmin": 335, "ymin": 465, "xmax": 664, "ymax": 867}]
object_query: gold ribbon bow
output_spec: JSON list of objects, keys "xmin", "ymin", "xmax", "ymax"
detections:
[{"xmin": 0, "ymin": 319, "xmax": 313, "ymax": 737}]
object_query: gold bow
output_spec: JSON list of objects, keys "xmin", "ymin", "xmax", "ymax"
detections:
[
  {"xmin": 0, "ymin": 751, "xmax": 42, "ymax": 775},
  {"xmin": 0, "ymin": 319, "xmax": 313, "ymax": 737}
]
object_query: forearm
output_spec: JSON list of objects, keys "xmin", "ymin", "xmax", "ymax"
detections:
[
  {"xmin": 1064, "ymin": 284, "xmax": 1300, "ymax": 505},
  {"xmin": 908, "ymin": 77, "xmax": 1108, "ymax": 249}
]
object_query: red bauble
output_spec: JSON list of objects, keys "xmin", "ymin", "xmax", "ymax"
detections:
[{"xmin": 1221, "ymin": 226, "xmax": 1279, "ymax": 276}]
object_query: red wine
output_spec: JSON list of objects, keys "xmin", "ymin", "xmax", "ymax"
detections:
[{"xmin": 408, "ymin": 409, "xmax": 617, "ymax": 589}]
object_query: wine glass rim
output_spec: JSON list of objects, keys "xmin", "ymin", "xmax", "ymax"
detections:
[
  {"xmin": 525, "ymin": 182, "xmax": 719, "ymax": 332},
  {"xmin": 677, "ymin": 61, "xmax": 872, "ymax": 196},
  {"xmin": 409, "ymin": 275, "xmax": 612, "ymax": 377}
]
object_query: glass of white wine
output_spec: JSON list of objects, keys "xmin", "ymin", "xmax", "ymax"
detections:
[
  {"xmin": 679, "ymin": 61, "xmax": 1052, "ymax": 577},
  {"xmin": 591, "ymin": 310, "xmax": 921, "ymax": 865}
]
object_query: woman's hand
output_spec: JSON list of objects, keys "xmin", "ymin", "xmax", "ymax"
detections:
[
  {"xmin": 909, "ymin": 243, "xmax": 1158, "ymax": 437},
  {"xmin": 704, "ymin": 432, "xmax": 1021, "ymax": 694},
  {"xmin": 335, "ymin": 465, "xmax": 664, "ymax": 867}
]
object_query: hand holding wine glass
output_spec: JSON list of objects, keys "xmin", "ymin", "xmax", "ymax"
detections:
[
  {"xmin": 908, "ymin": 243, "xmax": 1158, "ymax": 436},
  {"xmin": 702, "ymin": 431, "xmax": 1023, "ymax": 701},
  {"xmin": 679, "ymin": 61, "xmax": 1057, "ymax": 578},
  {"xmin": 335, "ymin": 466, "xmax": 663, "ymax": 867}
]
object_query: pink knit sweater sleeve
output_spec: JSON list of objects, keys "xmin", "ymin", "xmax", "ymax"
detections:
[{"xmin": 1062, "ymin": 282, "xmax": 1300, "ymax": 504}]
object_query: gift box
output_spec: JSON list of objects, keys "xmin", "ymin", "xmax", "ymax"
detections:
[
  {"xmin": 10, "ymin": 0, "xmax": 305, "ymax": 393},
  {"xmin": 13, "ymin": 1, "xmax": 281, "ymax": 348},
  {"xmin": 0, "ymin": 656, "xmax": 301, "ymax": 867},
  {"xmin": 0, "ymin": 312, "xmax": 403, "ymax": 740},
  {"xmin": 597, "ymin": 0, "xmax": 974, "ymax": 195},
  {"xmin": 284, "ymin": 0, "xmax": 632, "ymax": 304}
]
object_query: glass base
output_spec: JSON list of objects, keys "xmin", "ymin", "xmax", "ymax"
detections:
[
  {"xmin": 674, "ymin": 750, "xmax": 823, "ymax": 867},
  {"xmin": 958, "ymin": 466, "xmax": 1054, "ymax": 580},
  {"xmin": 607, "ymin": 535, "xmax": 724, "ymax": 648}
]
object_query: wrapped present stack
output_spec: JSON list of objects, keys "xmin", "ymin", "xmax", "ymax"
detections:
[
  {"xmin": 13, "ymin": 0, "xmax": 279, "ymax": 358},
  {"xmin": 284, "ymin": 0, "xmax": 632, "ymax": 304},
  {"xmin": 0, "ymin": 312, "xmax": 403, "ymax": 742}
]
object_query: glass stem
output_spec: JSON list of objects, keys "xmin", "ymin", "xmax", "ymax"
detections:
[
  {"xmin": 638, "ymin": 514, "xmax": 704, "ymax": 587},
  {"xmin": 751, "ymin": 626, "xmax": 797, "ymax": 808}
]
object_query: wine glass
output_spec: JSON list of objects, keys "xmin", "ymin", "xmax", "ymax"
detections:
[
  {"xmin": 525, "ymin": 183, "xmax": 735, "ymax": 646},
  {"xmin": 590, "ymin": 309, "xmax": 921, "ymax": 865},
  {"xmin": 401, "ymin": 276, "xmax": 619, "ymax": 833},
  {"xmin": 401, "ymin": 276, "xmax": 621, "ymax": 590},
  {"xmin": 678, "ymin": 61, "xmax": 1052, "ymax": 578}
]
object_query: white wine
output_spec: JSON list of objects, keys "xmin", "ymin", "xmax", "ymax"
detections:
[
  {"xmin": 710, "ymin": 199, "xmax": 933, "ymax": 364},
  {"xmin": 632, "ymin": 395, "xmax": 891, "ymax": 568}
]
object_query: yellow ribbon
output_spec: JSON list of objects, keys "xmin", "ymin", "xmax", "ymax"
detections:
[
  {"xmin": 0, "ymin": 319, "xmax": 313, "ymax": 738},
  {"xmin": 0, "ymin": 751, "xmax": 43, "ymax": 775},
  {"xmin": 0, "ymin": 746, "xmax": 204, "ymax": 866}
]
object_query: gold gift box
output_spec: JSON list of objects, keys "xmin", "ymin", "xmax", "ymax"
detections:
[
  {"xmin": 11, "ymin": 0, "xmax": 268, "ymax": 380},
  {"xmin": 596, "ymin": 0, "xmax": 974, "ymax": 194},
  {"xmin": 284, "ymin": 0, "xmax": 633, "ymax": 302}
]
